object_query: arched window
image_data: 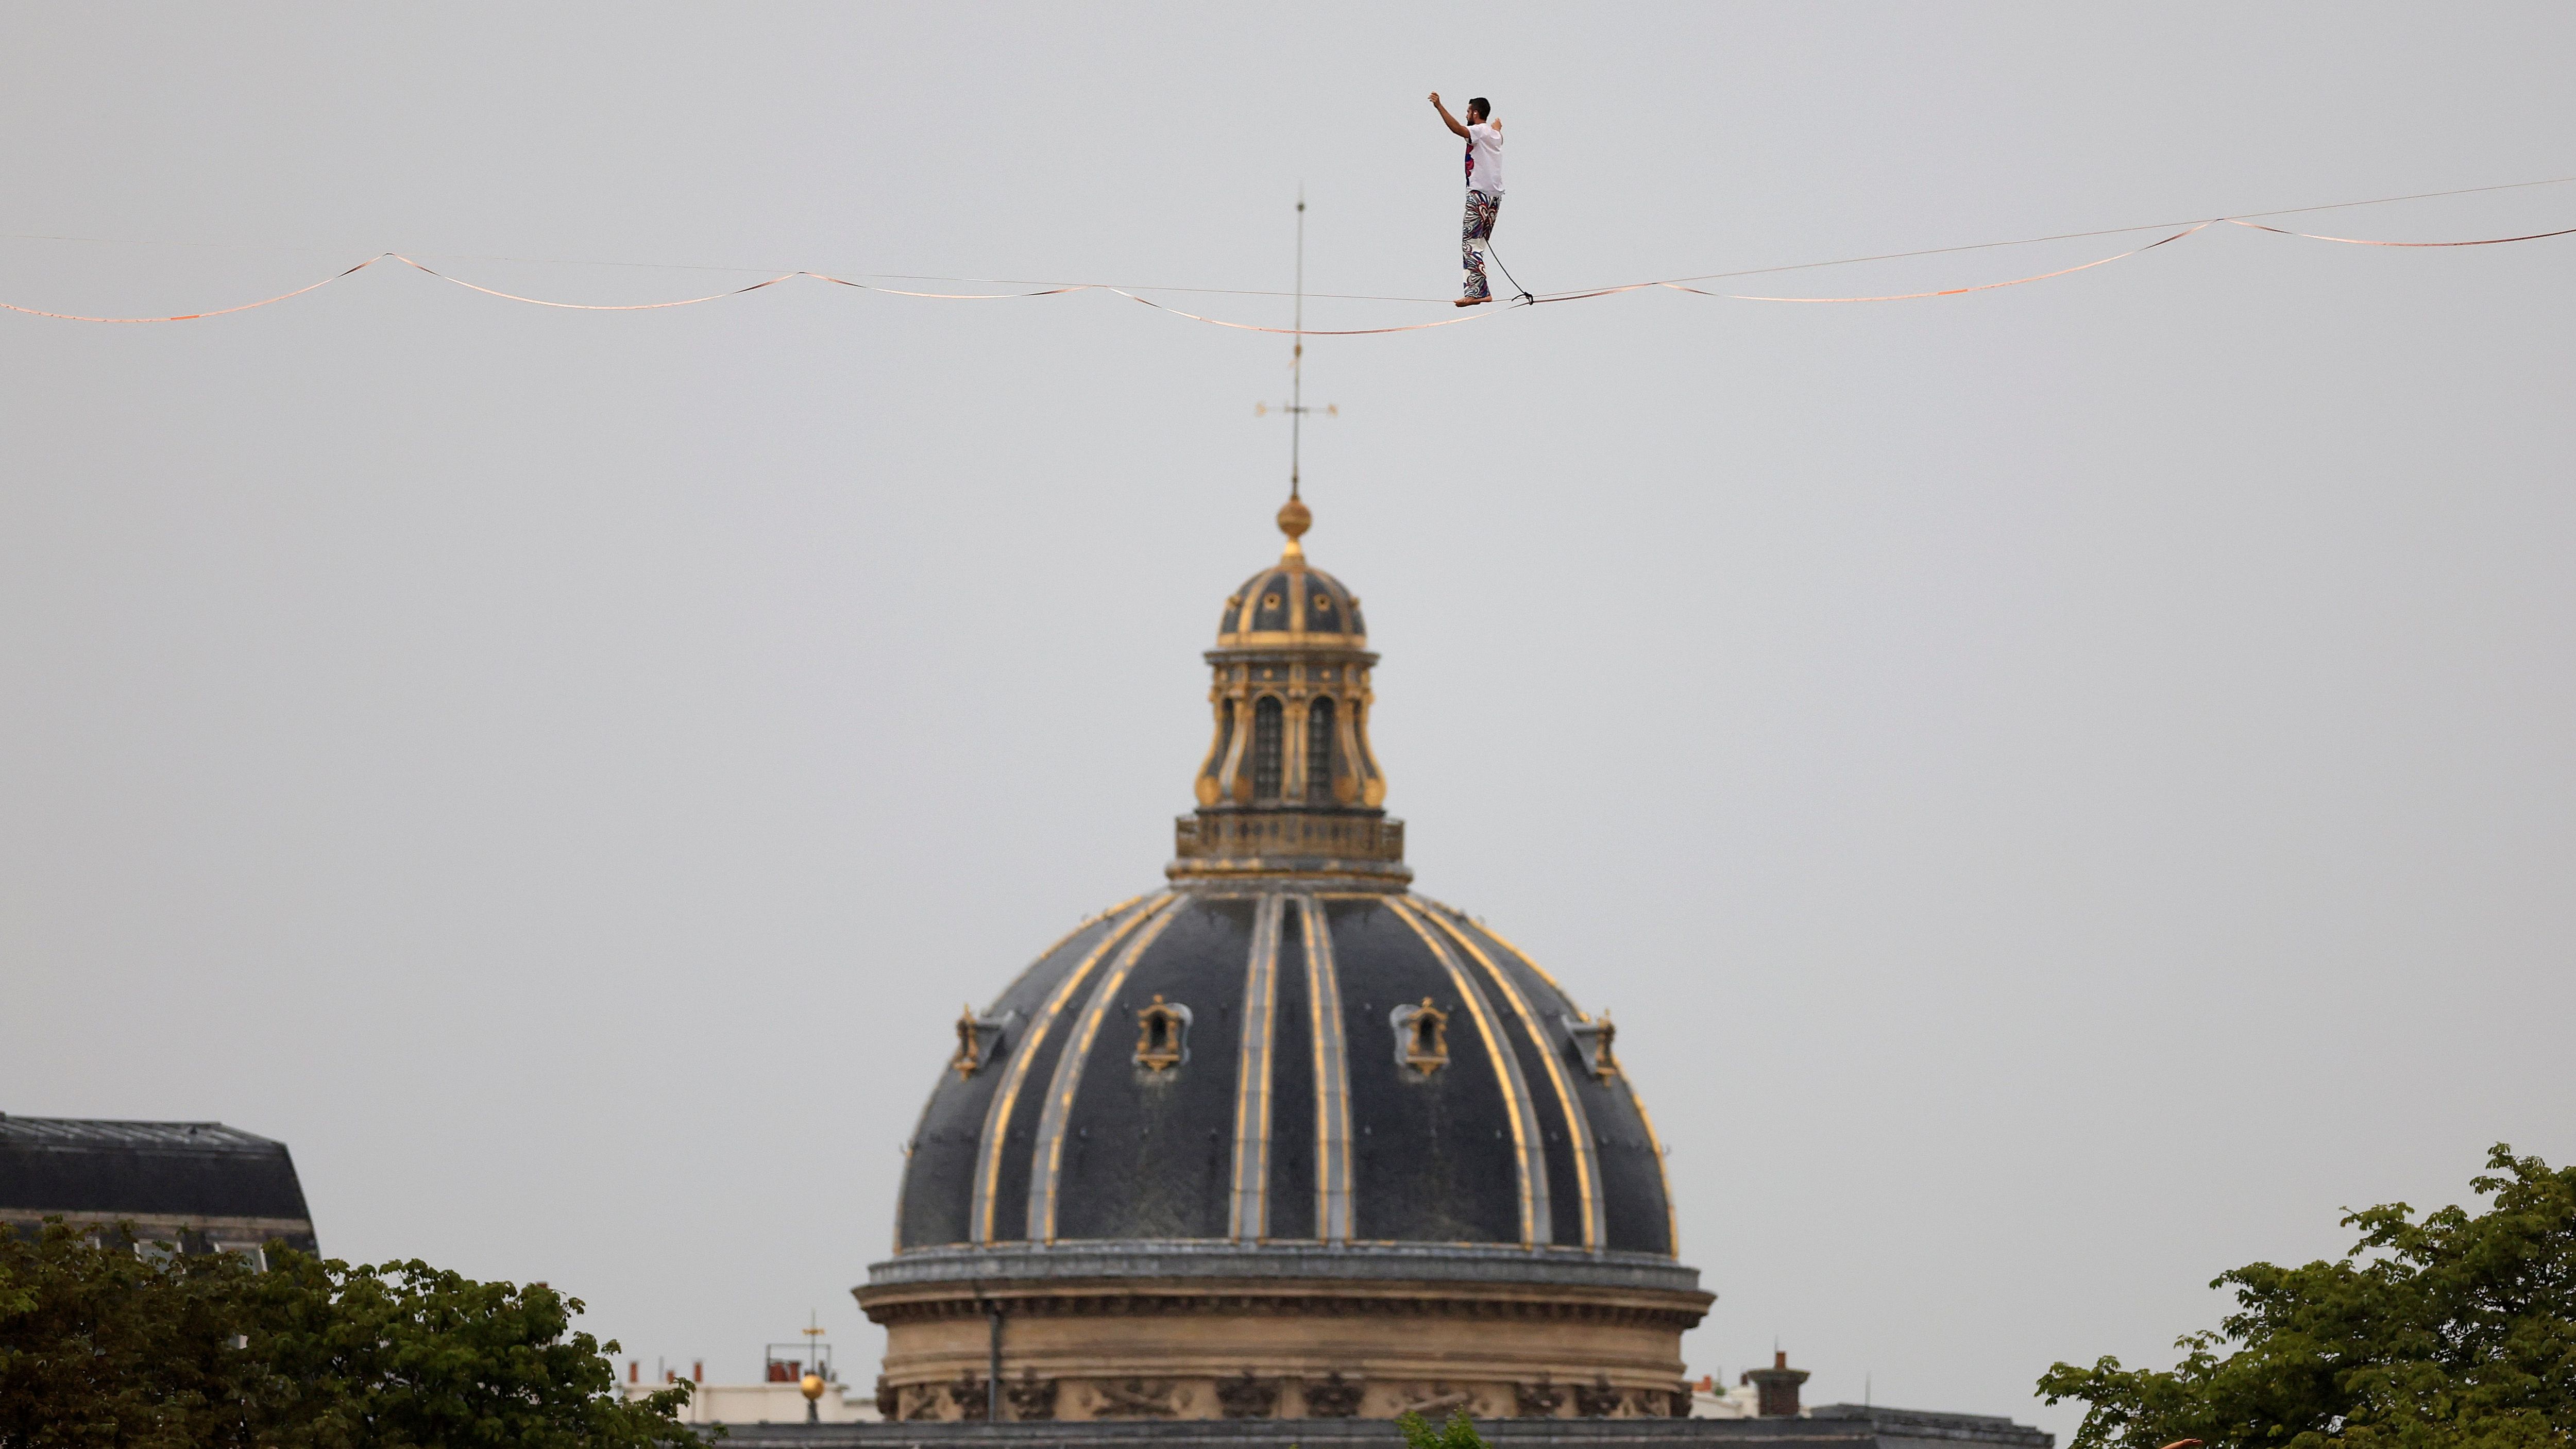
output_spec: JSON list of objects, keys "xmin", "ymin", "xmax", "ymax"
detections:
[
  {"xmin": 1306, "ymin": 697, "xmax": 1337, "ymax": 803},
  {"xmin": 1251, "ymin": 696, "xmax": 1284, "ymax": 801}
]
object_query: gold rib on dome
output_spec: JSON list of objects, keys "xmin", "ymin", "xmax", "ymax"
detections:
[{"xmin": 1175, "ymin": 496, "xmax": 1406, "ymax": 889}]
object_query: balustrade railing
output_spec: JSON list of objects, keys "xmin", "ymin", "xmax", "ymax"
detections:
[{"xmin": 1172, "ymin": 811, "xmax": 1404, "ymax": 862}]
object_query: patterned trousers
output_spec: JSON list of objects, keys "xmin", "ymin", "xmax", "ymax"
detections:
[{"xmin": 1461, "ymin": 189, "xmax": 1501, "ymax": 300}]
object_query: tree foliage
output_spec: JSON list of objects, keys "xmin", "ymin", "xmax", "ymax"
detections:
[
  {"xmin": 2040, "ymin": 1145, "xmax": 2576, "ymax": 1449},
  {"xmin": 0, "ymin": 1221, "xmax": 702, "ymax": 1448},
  {"xmin": 1396, "ymin": 1407, "xmax": 1491, "ymax": 1449}
]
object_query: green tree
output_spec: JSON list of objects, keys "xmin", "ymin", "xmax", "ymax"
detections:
[
  {"xmin": 2039, "ymin": 1145, "xmax": 2576, "ymax": 1449},
  {"xmin": 1396, "ymin": 1407, "xmax": 1490, "ymax": 1449},
  {"xmin": 0, "ymin": 1220, "xmax": 701, "ymax": 1447}
]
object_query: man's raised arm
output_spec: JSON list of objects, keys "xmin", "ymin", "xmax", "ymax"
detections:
[{"xmin": 1428, "ymin": 92, "xmax": 1470, "ymax": 139}]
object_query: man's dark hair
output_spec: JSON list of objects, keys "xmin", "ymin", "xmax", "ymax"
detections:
[{"xmin": 1467, "ymin": 97, "xmax": 1491, "ymax": 121}]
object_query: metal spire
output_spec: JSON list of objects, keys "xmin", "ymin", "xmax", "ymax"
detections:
[
  {"xmin": 1292, "ymin": 188, "xmax": 1304, "ymax": 498},
  {"xmin": 1255, "ymin": 188, "xmax": 1335, "ymax": 503}
]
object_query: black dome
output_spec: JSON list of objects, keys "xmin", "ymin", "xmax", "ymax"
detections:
[
  {"xmin": 1216, "ymin": 562, "xmax": 1366, "ymax": 648},
  {"xmin": 896, "ymin": 890, "xmax": 1674, "ymax": 1256}
]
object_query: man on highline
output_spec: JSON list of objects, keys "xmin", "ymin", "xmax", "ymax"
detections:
[{"xmin": 1429, "ymin": 92, "xmax": 1504, "ymax": 306}]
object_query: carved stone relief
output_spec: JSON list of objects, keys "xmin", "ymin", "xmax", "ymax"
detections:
[
  {"xmin": 1574, "ymin": 1375, "xmax": 1622, "ymax": 1418},
  {"xmin": 1390, "ymin": 1383, "xmax": 1475, "ymax": 1418},
  {"xmin": 1512, "ymin": 1375, "xmax": 1565, "ymax": 1418},
  {"xmin": 1215, "ymin": 1370, "xmax": 1281, "ymax": 1419},
  {"xmin": 1090, "ymin": 1378, "xmax": 1182, "ymax": 1419},
  {"xmin": 1303, "ymin": 1372, "xmax": 1365, "ymax": 1419},
  {"xmin": 1005, "ymin": 1371, "xmax": 1059, "ymax": 1422}
]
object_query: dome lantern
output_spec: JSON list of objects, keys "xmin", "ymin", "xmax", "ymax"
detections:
[{"xmin": 1176, "ymin": 495, "xmax": 1405, "ymax": 887}]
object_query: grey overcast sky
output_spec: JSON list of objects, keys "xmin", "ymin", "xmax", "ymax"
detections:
[{"xmin": 4, "ymin": 2, "xmax": 2571, "ymax": 1433}]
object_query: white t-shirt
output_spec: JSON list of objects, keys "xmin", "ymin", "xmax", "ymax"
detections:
[{"xmin": 1463, "ymin": 121, "xmax": 1505, "ymax": 197}]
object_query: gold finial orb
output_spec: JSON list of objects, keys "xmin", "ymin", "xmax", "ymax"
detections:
[
  {"xmin": 801, "ymin": 1372, "xmax": 826, "ymax": 1402},
  {"xmin": 1277, "ymin": 494, "xmax": 1312, "ymax": 560}
]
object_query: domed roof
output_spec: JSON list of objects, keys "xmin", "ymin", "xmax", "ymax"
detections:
[
  {"xmin": 1215, "ymin": 563, "xmax": 1365, "ymax": 650},
  {"xmin": 1213, "ymin": 494, "xmax": 1367, "ymax": 650},
  {"xmin": 895, "ymin": 889, "xmax": 1673, "ymax": 1256},
  {"xmin": 882, "ymin": 496, "xmax": 1687, "ymax": 1295}
]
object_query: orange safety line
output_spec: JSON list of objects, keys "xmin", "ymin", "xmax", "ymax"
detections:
[
  {"xmin": 2225, "ymin": 218, "xmax": 2576, "ymax": 247},
  {"xmin": 817, "ymin": 272, "xmax": 1440, "ymax": 302},
  {"xmin": 1102, "ymin": 287, "xmax": 1506, "ymax": 335},
  {"xmin": 17, "ymin": 173, "xmax": 2570, "ymax": 299},
  {"xmin": 391, "ymin": 254, "xmax": 799, "ymax": 309},
  {"xmin": 1666, "ymin": 223, "xmax": 2209, "ymax": 304},
  {"xmin": 6, "ymin": 208, "xmax": 2570, "ymax": 327},
  {"xmin": 803, "ymin": 272, "xmax": 1095, "ymax": 300},
  {"xmin": 0, "ymin": 254, "xmax": 384, "ymax": 323}
]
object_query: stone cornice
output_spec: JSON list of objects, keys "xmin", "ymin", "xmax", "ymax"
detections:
[
  {"xmin": 860, "ymin": 1286, "xmax": 1709, "ymax": 1332},
  {"xmin": 865, "ymin": 1242, "xmax": 1706, "ymax": 1295}
]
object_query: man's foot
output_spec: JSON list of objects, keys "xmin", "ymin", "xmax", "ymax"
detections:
[{"xmin": 1454, "ymin": 297, "xmax": 1490, "ymax": 307}]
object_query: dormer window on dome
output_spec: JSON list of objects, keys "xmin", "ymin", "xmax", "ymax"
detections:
[
  {"xmin": 1565, "ymin": 1012, "xmax": 1620, "ymax": 1081},
  {"xmin": 1392, "ymin": 998, "xmax": 1450, "ymax": 1074},
  {"xmin": 1134, "ymin": 995, "xmax": 1190, "ymax": 1071},
  {"xmin": 951, "ymin": 1006, "xmax": 1012, "ymax": 1079}
]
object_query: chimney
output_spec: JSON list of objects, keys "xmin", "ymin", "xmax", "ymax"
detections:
[
  {"xmin": 629, "ymin": 1361, "xmax": 640, "ymax": 1384},
  {"xmin": 1740, "ymin": 1350, "xmax": 1810, "ymax": 1418},
  {"xmin": 693, "ymin": 1361, "xmax": 704, "ymax": 1383}
]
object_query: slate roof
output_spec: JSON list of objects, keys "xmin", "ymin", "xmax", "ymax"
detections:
[
  {"xmin": 889, "ymin": 888, "xmax": 1675, "ymax": 1267},
  {"xmin": 0, "ymin": 1115, "xmax": 316, "ymax": 1230}
]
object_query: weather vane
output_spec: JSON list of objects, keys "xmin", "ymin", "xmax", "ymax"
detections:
[{"xmin": 1254, "ymin": 188, "xmax": 1337, "ymax": 499}]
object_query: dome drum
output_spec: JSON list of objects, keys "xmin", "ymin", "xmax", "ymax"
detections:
[{"xmin": 863, "ymin": 1259, "xmax": 1704, "ymax": 1423}]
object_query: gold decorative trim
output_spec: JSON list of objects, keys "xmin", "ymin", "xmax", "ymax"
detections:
[
  {"xmin": 968, "ymin": 896, "xmax": 1164, "ymax": 1245},
  {"xmin": 1435, "ymin": 901, "xmax": 1681, "ymax": 1257},
  {"xmin": 1302, "ymin": 896, "xmax": 1355, "ymax": 1241},
  {"xmin": 1423, "ymin": 903, "xmax": 1579, "ymax": 1005},
  {"xmin": 1227, "ymin": 895, "xmax": 1285, "ymax": 1241},
  {"xmin": 1418, "ymin": 907, "xmax": 1604, "ymax": 1252},
  {"xmin": 1194, "ymin": 696, "xmax": 1232, "ymax": 810},
  {"xmin": 1386, "ymin": 897, "xmax": 1551, "ymax": 1247},
  {"xmin": 1284, "ymin": 696, "xmax": 1308, "ymax": 803},
  {"xmin": 1028, "ymin": 901, "xmax": 1186, "ymax": 1241},
  {"xmin": 1214, "ymin": 629, "xmax": 1368, "ymax": 650}
]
